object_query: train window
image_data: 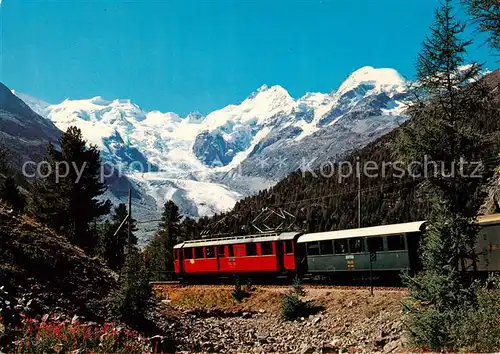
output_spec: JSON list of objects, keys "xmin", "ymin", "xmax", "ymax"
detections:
[
  {"xmin": 218, "ymin": 245, "xmax": 226, "ymax": 257},
  {"xmin": 387, "ymin": 235, "xmax": 405, "ymax": 251},
  {"xmin": 285, "ymin": 240, "xmax": 294, "ymax": 254},
  {"xmin": 334, "ymin": 239, "xmax": 348, "ymax": 254},
  {"xmin": 246, "ymin": 243, "xmax": 257, "ymax": 256},
  {"xmin": 194, "ymin": 247, "xmax": 203, "ymax": 259},
  {"xmin": 367, "ymin": 237, "xmax": 384, "ymax": 252},
  {"xmin": 228, "ymin": 245, "xmax": 234, "ymax": 257},
  {"xmin": 174, "ymin": 250, "xmax": 178, "ymax": 260},
  {"xmin": 206, "ymin": 246, "xmax": 215, "ymax": 258},
  {"xmin": 261, "ymin": 242, "xmax": 273, "ymax": 255},
  {"xmin": 320, "ymin": 240, "xmax": 334, "ymax": 255},
  {"xmin": 307, "ymin": 242, "xmax": 320, "ymax": 255},
  {"xmin": 349, "ymin": 238, "xmax": 364, "ymax": 253}
]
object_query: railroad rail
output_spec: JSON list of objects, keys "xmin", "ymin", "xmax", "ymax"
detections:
[{"xmin": 150, "ymin": 281, "xmax": 407, "ymax": 293}]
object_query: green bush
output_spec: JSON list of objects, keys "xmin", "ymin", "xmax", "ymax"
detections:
[
  {"xmin": 244, "ymin": 278, "xmax": 255, "ymax": 293},
  {"xmin": 231, "ymin": 277, "xmax": 249, "ymax": 303},
  {"xmin": 451, "ymin": 279, "xmax": 500, "ymax": 352},
  {"xmin": 404, "ymin": 276, "xmax": 500, "ymax": 352},
  {"xmin": 281, "ymin": 277, "xmax": 310, "ymax": 320},
  {"xmin": 292, "ymin": 276, "xmax": 306, "ymax": 296},
  {"xmin": 108, "ymin": 250, "xmax": 152, "ymax": 323}
]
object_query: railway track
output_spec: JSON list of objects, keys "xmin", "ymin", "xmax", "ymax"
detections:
[{"xmin": 150, "ymin": 281, "xmax": 407, "ymax": 293}]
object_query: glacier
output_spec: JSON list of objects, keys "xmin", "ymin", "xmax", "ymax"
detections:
[{"xmin": 12, "ymin": 66, "xmax": 410, "ymax": 242}]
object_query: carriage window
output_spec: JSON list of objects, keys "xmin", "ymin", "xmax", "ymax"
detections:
[
  {"xmin": 228, "ymin": 245, "xmax": 234, "ymax": 257},
  {"xmin": 367, "ymin": 237, "xmax": 384, "ymax": 252},
  {"xmin": 320, "ymin": 240, "xmax": 333, "ymax": 255},
  {"xmin": 349, "ymin": 238, "xmax": 364, "ymax": 253},
  {"xmin": 261, "ymin": 242, "xmax": 273, "ymax": 255},
  {"xmin": 194, "ymin": 247, "xmax": 203, "ymax": 259},
  {"xmin": 218, "ymin": 246, "xmax": 225, "ymax": 257},
  {"xmin": 205, "ymin": 246, "xmax": 215, "ymax": 258},
  {"xmin": 174, "ymin": 250, "xmax": 178, "ymax": 260},
  {"xmin": 307, "ymin": 242, "xmax": 320, "ymax": 255},
  {"xmin": 246, "ymin": 243, "xmax": 257, "ymax": 256},
  {"xmin": 285, "ymin": 240, "xmax": 294, "ymax": 254},
  {"xmin": 334, "ymin": 239, "xmax": 348, "ymax": 254},
  {"xmin": 387, "ymin": 235, "xmax": 405, "ymax": 251}
]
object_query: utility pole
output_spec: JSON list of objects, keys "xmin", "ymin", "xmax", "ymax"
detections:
[
  {"xmin": 357, "ymin": 158, "xmax": 361, "ymax": 228},
  {"xmin": 128, "ymin": 188, "xmax": 132, "ymax": 252},
  {"xmin": 357, "ymin": 158, "xmax": 373, "ymax": 295}
]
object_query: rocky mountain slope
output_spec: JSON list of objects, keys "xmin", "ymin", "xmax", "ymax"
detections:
[
  {"xmin": 0, "ymin": 83, "xmax": 60, "ymax": 170},
  {"xmin": 0, "ymin": 204, "xmax": 116, "ymax": 331},
  {"xmin": 11, "ymin": 66, "xmax": 410, "ymax": 233}
]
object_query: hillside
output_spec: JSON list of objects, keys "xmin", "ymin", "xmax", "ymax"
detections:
[
  {"xmin": 0, "ymin": 203, "xmax": 116, "ymax": 346},
  {"xmin": 196, "ymin": 70, "xmax": 500, "ymax": 237}
]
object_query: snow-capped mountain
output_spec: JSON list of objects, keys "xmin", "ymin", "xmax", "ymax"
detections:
[{"xmin": 11, "ymin": 66, "xmax": 410, "ymax": 241}]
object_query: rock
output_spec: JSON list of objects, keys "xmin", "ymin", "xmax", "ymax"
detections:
[
  {"xmin": 312, "ymin": 316, "xmax": 321, "ymax": 325},
  {"xmin": 383, "ymin": 339, "xmax": 401, "ymax": 353},
  {"xmin": 329, "ymin": 338, "xmax": 342, "ymax": 348},
  {"xmin": 376, "ymin": 336, "xmax": 389, "ymax": 347},
  {"xmin": 258, "ymin": 309, "xmax": 266, "ymax": 314},
  {"xmin": 300, "ymin": 346, "xmax": 316, "ymax": 354},
  {"xmin": 321, "ymin": 345, "xmax": 338, "ymax": 353}
]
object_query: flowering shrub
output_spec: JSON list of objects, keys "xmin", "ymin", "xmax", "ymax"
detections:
[
  {"xmin": 13, "ymin": 315, "xmax": 152, "ymax": 353},
  {"xmin": 0, "ymin": 313, "xmax": 4, "ymax": 339}
]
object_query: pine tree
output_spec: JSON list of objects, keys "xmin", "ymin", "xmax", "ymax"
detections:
[
  {"xmin": 462, "ymin": 0, "xmax": 500, "ymax": 51},
  {"xmin": 397, "ymin": 0, "xmax": 497, "ymax": 349},
  {"xmin": 109, "ymin": 249, "xmax": 151, "ymax": 323},
  {"xmin": 0, "ymin": 145, "xmax": 8, "ymax": 174},
  {"xmin": 146, "ymin": 201, "xmax": 181, "ymax": 280},
  {"xmin": 0, "ymin": 176, "xmax": 25, "ymax": 212},
  {"xmin": 99, "ymin": 203, "xmax": 138, "ymax": 271},
  {"xmin": 180, "ymin": 217, "xmax": 197, "ymax": 241},
  {"xmin": 29, "ymin": 126, "xmax": 111, "ymax": 253}
]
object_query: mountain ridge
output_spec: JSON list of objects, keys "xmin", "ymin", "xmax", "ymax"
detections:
[{"xmin": 8, "ymin": 66, "xmax": 412, "ymax": 242}]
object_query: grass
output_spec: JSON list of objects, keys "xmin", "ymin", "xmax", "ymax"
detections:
[{"xmin": 168, "ymin": 288, "xmax": 237, "ymax": 309}]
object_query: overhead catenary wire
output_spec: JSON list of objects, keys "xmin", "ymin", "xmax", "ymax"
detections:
[
  {"xmin": 126, "ymin": 154, "xmax": 500, "ymax": 227},
  {"xmin": 133, "ymin": 177, "xmax": 426, "ymax": 225}
]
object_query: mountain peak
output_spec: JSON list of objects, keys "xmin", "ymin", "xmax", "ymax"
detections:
[
  {"xmin": 247, "ymin": 84, "xmax": 291, "ymax": 101},
  {"xmin": 337, "ymin": 66, "xmax": 406, "ymax": 96},
  {"xmin": 186, "ymin": 111, "xmax": 204, "ymax": 123},
  {"xmin": 10, "ymin": 89, "xmax": 51, "ymax": 117}
]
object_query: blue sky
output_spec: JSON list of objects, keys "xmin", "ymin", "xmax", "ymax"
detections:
[{"xmin": 0, "ymin": 0, "xmax": 497, "ymax": 116}]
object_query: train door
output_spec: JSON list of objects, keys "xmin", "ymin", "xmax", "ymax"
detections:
[
  {"xmin": 179, "ymin": 248, "xmax": 184, "ymax": 275},
  {"xmin": 406, "ymin": 232, "xmax": 422, "ymax": 274},
  {"xmin": 216, "ymin": 245, "xmax": 224, "ymax": 272},
  {"xmin": 275, "ymin": 241, "xmax": 284, "ymax": 273},
  {"xmin": 294, "ymin": 241, "xmax": 308, "ymax": 275}
]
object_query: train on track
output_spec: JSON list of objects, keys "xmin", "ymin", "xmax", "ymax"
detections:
[{"xmin": 173, "ymin": 214, "xmax": 500, "ymax": 283}]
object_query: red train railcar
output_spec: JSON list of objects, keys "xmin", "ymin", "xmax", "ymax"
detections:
[{"xmin": 173, "ymin": 232, "xmax": 302, "ymax": 279}]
